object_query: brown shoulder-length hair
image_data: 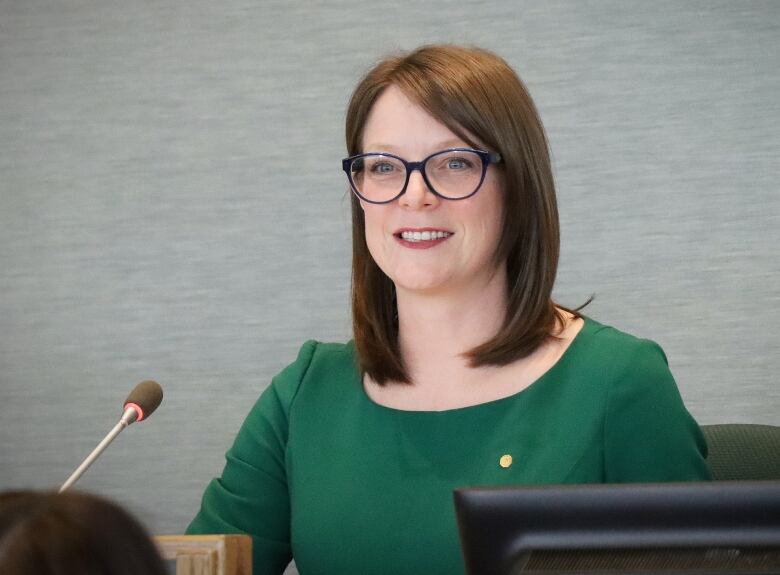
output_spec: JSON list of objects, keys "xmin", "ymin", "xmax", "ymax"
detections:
[{"xmin": 346, "ymin": 45, "xmax": 576, "ymax": 385}]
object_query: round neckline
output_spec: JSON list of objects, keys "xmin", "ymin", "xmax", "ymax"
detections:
[{"xmin": 356, "ymin": 316, "xmax": 594, "ymax": 416}]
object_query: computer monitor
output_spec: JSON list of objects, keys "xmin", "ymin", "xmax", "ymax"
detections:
[{"xmin": 454, "ymin": 481, "xmax": 780, "ymax": 575}]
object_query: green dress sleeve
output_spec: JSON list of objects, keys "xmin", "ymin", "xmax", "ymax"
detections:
[
  {"xmin": 603, "ymin": 338, "xmax": 711, "ymax": 482},
  {"xmin": 186, "ymin": 340, "xmax": 318, "ymax": 574}
]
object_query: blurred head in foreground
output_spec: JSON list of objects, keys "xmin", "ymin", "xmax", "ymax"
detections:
[{"xmin": 0, "ymin": 490, "xmax": 166, "ymax": 575}]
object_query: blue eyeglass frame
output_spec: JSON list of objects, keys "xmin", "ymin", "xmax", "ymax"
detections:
[{"xmin": 341, "ymin": 147, "xmax": 502, "ymax": 204}]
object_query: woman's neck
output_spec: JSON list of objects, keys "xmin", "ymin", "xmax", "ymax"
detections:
[
  {"xmin": 366, "ymin": 267, "xmax": 584, "ymax": 410},
  {"xmin": 396, "ymin": 264, "xmax": 508, "ymax": 382}
]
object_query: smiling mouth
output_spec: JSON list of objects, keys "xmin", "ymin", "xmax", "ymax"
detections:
[{"xmin": 396, "ymin": 230, "xmax": 453, "ymax": 243}]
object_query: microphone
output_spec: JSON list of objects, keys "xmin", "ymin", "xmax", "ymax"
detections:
[{"xmin": 59, "ymin": 380, "xmax": 163, "ymax": 492}]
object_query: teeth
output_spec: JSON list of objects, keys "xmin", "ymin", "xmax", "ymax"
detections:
[{"xmin": 400, "ymin": 230, "xmax": 451, "ymax": 242}]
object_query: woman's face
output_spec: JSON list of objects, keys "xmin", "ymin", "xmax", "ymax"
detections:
[{"xmin": 359, "ymin": 85, "xmax": 505, "ymax": 298}]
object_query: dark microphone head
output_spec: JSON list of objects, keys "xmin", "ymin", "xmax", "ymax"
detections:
[{"xmin": 123, "ymin": 380, "xmax": 163, "ymax": 422}]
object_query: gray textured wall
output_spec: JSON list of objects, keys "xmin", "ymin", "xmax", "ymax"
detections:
[{"xmin": 1, "ymin": 0, "xmax": 778, "ymax": 555}]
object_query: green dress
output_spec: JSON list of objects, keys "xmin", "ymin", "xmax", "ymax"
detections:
[{"xmin": 187, "ymin": 318, "xmax": 710, "ymax": 574}]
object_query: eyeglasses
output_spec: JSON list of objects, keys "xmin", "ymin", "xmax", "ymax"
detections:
[{"xmin": 342, "ymin": 148, "xmax": 502, "ymax": 204}]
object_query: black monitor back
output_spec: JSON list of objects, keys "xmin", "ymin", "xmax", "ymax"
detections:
[{"xmin": 454, "ymin": 481, "xmax": 780, "ymax": 575}]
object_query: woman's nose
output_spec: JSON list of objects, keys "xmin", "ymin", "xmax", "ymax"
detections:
[{"xmin": 398, "ymin": 171, "xmax": 439, "ymax": 209}]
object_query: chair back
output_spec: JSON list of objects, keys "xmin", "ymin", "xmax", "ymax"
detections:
[{"xmin": 701, "ymin": 423, "xmax": 780, "ymax": 480}]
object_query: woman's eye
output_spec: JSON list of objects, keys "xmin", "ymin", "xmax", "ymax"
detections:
[
  {"xmin": 370, "ymin": 162, "xmax": 396, "ymax": 174},
  {"xmin": 445, "ymin": 157, "xmax": 473, "ymax": 170}
]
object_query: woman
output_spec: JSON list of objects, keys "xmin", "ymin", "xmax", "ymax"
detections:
[
  {"xmin": 0, "ymin": 490, "xmax": 167, "ymax": 575},
  {"xmin": 187, "ymin": 45, "xmax": 710, "ymax": 575}
]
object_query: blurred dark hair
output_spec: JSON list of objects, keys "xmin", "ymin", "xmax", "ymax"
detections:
[
  {"xmin": 346, "ymin": 44, "xmax": 578, "ymax": 384},
  {"xmin": 0, "ymin": 490, "xmax": 167, "ymax": 575}
]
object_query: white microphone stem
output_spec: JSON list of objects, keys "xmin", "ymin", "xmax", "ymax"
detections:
[{"xmin": 59, "ymin": 408, "xmax": 138, "ymax": 493}]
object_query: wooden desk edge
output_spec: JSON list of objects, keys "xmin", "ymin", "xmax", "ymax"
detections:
[{"xmin": 154, "ymin": 534, "xmax": 252, "ymax": 575}]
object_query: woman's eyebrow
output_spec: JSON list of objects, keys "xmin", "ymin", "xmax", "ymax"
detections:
[{"xmin": 362, "ymin": 139, "xmax": 472, "ymax": 154}]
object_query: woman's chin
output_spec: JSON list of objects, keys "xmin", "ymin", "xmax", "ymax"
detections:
[{"xmin": 391, "ymin": 274, "xmax": 454, "ymax": 297}]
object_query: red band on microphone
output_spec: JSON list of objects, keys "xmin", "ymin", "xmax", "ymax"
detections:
[{"xmin": 124, "ymin": 402, "xmax": 145, "ymax": 422}]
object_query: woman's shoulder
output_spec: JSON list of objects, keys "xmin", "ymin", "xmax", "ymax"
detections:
[
  {"xmin": 293, "ymin": 339, "xmax": 356, "ymax": 376},
  {"xmin": 562, "ymin": 318, "xmax": 694, "ymax": 445},
  {"xmin": 580, "ymin": 316, "xmax": 668, "ymax": 357},
  {"xmin": 571, "ymin": 316, "xmax": 672, "ymax": 382},
  {"xmin": 266, "ymin": 339, "xmax": 358, "ymax": 409},
  {"xmin": 227, "ymin": 341, "xmax": 357, "ymax": 469}
]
